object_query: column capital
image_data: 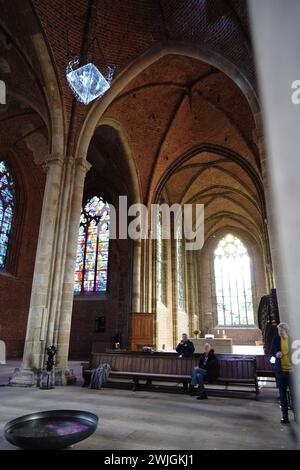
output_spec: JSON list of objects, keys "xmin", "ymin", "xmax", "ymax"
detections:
[
  {"xmin": 252, "ymin": 127, "xmax": 265, "ymax": 147},
  {"xmin": 75, "ymin": 156, "xmax": 92, "ymax": 174},
  {"xmin": 42, "ymin": 153, "xmax": 65, "ymax": 172}
]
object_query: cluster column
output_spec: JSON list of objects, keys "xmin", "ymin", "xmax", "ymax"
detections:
[
  {"xmin": 10, "ymin": 155, "xmax": 91, "ymax": 386},
  {"xmin": 55, "ymin": 158, "xmax": 91, "ymax": 371},
  {"xmin": 10, "ymin": 154, "xmax": 65, "ymax": 385}
]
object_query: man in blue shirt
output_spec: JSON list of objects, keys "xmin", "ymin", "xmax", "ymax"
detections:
[
  {"xmin": 176, "ymin": 333, "xmax": 195, "ymax": 392},
  {"xmin": 176, "ymin": 333, "xmax": 195, "ymax": 358}
]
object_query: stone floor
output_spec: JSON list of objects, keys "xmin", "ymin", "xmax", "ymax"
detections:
[{"xmin": 0, "ymin": 361, "xmax": 299, "ymax": 450}]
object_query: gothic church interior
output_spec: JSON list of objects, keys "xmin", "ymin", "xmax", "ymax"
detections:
[{"xmin": 0, "ymin": 0, "xmax": 299, "ymax": 451}]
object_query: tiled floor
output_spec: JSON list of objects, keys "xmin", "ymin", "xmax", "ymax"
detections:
[{"xmin": 0, "ymin": 360, "xmax": 299, "ymax": 450}]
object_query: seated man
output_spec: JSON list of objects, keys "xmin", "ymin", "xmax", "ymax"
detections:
[
  {"xmin": 176, "ymin": 333, "xmax": 195, "ymax": 358},
  {"xmin": 190, "ymin": 343, "xmax": 219, "ymax": 399}
]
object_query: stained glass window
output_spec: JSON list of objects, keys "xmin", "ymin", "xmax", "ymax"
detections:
[
  {"xmin": 176, "ymin": 226, "xmax": 185, "ymax": 311},
  {"xmin": 214, "ymin": 234, "xmax": 254, "ymax": 326},
  {"xmin": 0, "ymin": 161, "xmax": 15, "ymax": 269},
  {"xmin": 156, "ymin": 214, "xmax": 167, "ymax": 305},
  {"xmin": 74, "ymin": 195, "xmax": 110, "ymax": 294}
]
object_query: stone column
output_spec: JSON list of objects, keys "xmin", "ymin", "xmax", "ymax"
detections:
[
  {"xmin": 186, "ymin": 250, "xmax": 199, "ymax": 335},
  {"xmin": 253, "ymin": 126, "xmax": 283, "ymax": 301},
  {"xmin": 249, "ymin": 0, "xmax": 300, "ymax": 431},
  {"xmin": 255, "ymin": 128, "xmax": 290, "ymax": 322},
  {"xmin": 45, "ymin": 158, "xmax": 75, "ymax": 353},
  {"xmin": 192, "ymin": 251, "xmax": 200, "ymax": 333},
  {"xmin": 10, "ymin": 154, "xmax": 91, "ymax": 386},
  {"xmin": 10, "ymin": 154, "xmax": 64, "ymax": 386},
  {"xmin": 55, "ymin": 157, "xmax": 91, "ymax": 372}
]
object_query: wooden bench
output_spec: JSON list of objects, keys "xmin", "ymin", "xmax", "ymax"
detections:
[
  {"xmin": 255, "ymin": 355, "xmax": 276, "ymax": 384},
  {"xmin": 82, "ymin": 352, "xmax": 259, "ymax": 396}
]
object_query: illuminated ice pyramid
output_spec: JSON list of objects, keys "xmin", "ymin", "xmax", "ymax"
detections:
[{"xmin": 66, "ymin": 62, "xmax": 112, "ymax": 105}]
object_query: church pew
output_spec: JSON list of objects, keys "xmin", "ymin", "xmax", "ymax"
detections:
[
  {"xmin": 255, "ymin": 355, "xmax": 276, "ymax": 385},
  {"xmin": 82, "ymin": 351, "xmax": 259, "ymax": 396}
]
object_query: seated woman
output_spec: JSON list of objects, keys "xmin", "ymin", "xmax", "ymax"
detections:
[{"xmin": 190, "ymin": 343, "xmax": 219, "ymax": 399}]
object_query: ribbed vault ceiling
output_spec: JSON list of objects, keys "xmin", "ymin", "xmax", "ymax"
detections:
[{"xmin": 102, "ymin": 53, "xmax": 263, "ymax": 245}]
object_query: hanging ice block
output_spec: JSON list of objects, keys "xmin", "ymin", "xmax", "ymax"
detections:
[{"xmin": 66, "ymin": 63, "xmax": 111, "ymax": 105}]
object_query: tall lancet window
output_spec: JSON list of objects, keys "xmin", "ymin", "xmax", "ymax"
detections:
[
  {"xmin": 176, "ymin": 226, "xmax": 186, "ymax": 311},
  {"xmin": 156, "ymin": 213, "xmax": 167, "ymax": 305},
  {"xmin": 0, "ymin": 161, "xmax": 15, "ymax": 269},
  {"xmin": 214, "ymin": 233, "xmax": 254, "ymax": 326},
  {"xmin": 74, "ymin": 195, "xmax": 110, "ymax": 294}
]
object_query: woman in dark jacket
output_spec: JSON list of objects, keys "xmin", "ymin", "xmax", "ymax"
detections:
[{"xmin": 190, "ymin": 343, "xmax": 219, "ymax": 399}]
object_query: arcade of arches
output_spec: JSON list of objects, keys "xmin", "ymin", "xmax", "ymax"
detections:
[{"xmin": 0, "ymin": 0, "xmax": 289, "ymax": 388}]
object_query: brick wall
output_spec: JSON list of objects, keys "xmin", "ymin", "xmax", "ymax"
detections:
[
  {"xmin": 0, "ymin": 151, "xmax": 45, "ymax": 358},
  {"xmin": 69, "ymin": 238, "xmax": 132, "ymax": 360}
]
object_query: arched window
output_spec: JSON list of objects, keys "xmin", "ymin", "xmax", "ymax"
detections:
[
  {"xmin": 176, "ymin": 226, "xmax": 185, "ymax": 311},
  {"xmin": 74, "ymin": 195, "xmax": 110, "ymax": 294},
  {"xmin": 0, "ymin": 161, "xmax": 15, "ymax": 269},
  {"xmin": 214, "ymin": 233, "xmax": 254, "ymax": 326}
]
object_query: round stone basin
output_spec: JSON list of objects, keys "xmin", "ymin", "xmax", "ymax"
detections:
[{"xmin": 4, "ymin": 410, "xmax": 98, "ymax": 450}]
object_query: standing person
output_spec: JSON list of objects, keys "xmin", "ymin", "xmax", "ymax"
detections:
[
  {"xmin": 176, "ymin": 333, "xmax": 195, "ymax": 358},
  {"xmin": 190, "ymin": 343, "xmax": 219, "ymax": 399},
  {"xmin": 271, "ymin": 323, "xmax": 293, "ymax": 424}
]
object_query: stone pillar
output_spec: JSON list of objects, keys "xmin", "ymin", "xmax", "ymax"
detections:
[
  {"xmin": 260, "ymin": 129, "xmax": 289, "ymax": 320},
  {"xmin": 192, "ymin": 251, "xmax": 200, "ymax": 332},
  {"xmin": 253, "ymin": 126, "xmax": 284, "ymax": 303},
  {"xmin": 10, "ymin": 154, "xmax": 91, "ymax": 386},
  {"xmin": 55, "ymin": 157, "xmax": 91, "ymax": 372},
  {"xmin": 10, "ymin": 154, "xmax": 64, "ymax": 386},
  {"xmin": 249, "ymin": 0, "xmax": 300, "ymax": 431},
  {"xmin": 186, "ymin": 250, "xmax": 199, "ymax": 335},
  {"xmin": 45, "ymin": 159, "xmax": 75, "ymax": 354},
  {"xmin": 171, "ymin": 228, "xmax": 178, "ymax": 346}
]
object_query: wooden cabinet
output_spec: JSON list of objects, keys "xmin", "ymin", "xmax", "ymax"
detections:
[{"xmin": 129, "ymin": 313, "xmax": 154, "ymax": 351}]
